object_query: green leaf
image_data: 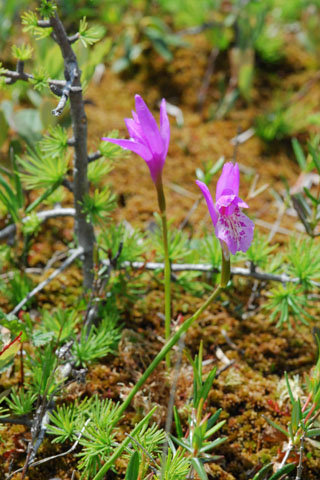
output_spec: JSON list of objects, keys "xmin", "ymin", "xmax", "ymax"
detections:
[
  {"xmin": 251, "ymin": 463, "xmax": 273, "ymax": 480},
  {"xmin": 268, "ymin": 463, "xmax": 295, "ymax": 480},
  {"xmin": 263, "ymin": 416, "xmax": 289, "ymax": 438},
  {"xmin": 12, "ymin": 154, "xmax": 23, "ymax": 210},
  {"xmin": 30, "ymin": 67, "xmax": 49, "ymax": 92},
  {"xmin": 308, "ymin": 142, "xmax": 320, "ymax": 175},
  {"xmin": 81, "ymin": 187, "xmax": 116, "ymax": 226},
  {"xmin": 0, "ymin": 110, "xmax": 9, "ymax": 148},
  {"xmin": 306, "ymin": 428, "xmax": 320, "ymax": 437},
  {"xmin": 171, "ymin": 435, "xmax": 192, "ymax": 453},
  {"xmin": 303, "ymin": 187, "xmax": 319, "ymax": 206},
  {"xmin": 200, "ymin": 436, "xmax": 227, "ymax": 453},
  {"xmin": 21, "ymin": 11, "xmax": 53, "ymax": 39},
  {"xmin": 292, "ymin": 138, "xmax": 306, "ymax": 170},
  {"xmin": 190, "ymin": 457, "xmax": 208, "ymax": 480},
  {"xmin": 204, "ymin": 420, "xmax": 226, "ymax": 440},
  {"xmin": 285, "ymin": 372, "xmax": 295, "ymax": 405},
  {"xmin": 207, "ymin": 408, "xmax": 223, "ymax": 430},
  {"xmin": 78, "ymin": 17, "xmax": 106, "ymax": 47},
  {"xmin": 173, "ymin": 406, "xmax": 183, "ymax": 439},
  {"xmin": 291, "ymin": 399, "xmax": 302, "ymax": 433},
  {"xmin": 92, "ymin": 406, "xmax": 157, "ymax": 480},
  {"xmin": 125, "ymin": 451, "xmax": 139, "ymax": 480},
  {"xmin": 199, "ymin": 366, "xmax": 217, "ymax": 403},
  {"xmin": 0, "ymin": 173, "xmax": 20, "ymax": 222},
  {"xmin": 17, "ymin": 147, "xmax": 68, "ymax": 190},
  {"xmin": 11, "ymin": 43, "xmax": 33, "ymax": 61},
  {"xmin": 0, "ymin": 333, "xmax": 22, "ymax": 370}
]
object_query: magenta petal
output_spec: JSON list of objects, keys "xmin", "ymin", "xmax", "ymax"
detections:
[
  {"xmin": 216, "ymin": 162, "xmax": 240, "ymax": 201},
  {"xmin": 216, "ymin": 194, "xmax": 236, "ymax": 209},
  {"xmin": 235, "ymin": 197, "xmax": 248, "ymax": 209},
  {"xmin": 215, "ymin": 208, "xmax": 254, "ymax": 255},
  {"xmin": 135, "ymin": 95, "xmax": 163, "ymax": 157},
  {"xmin": 124, "ymin": 118, "xmax": 145, "ymax": 144},
  {"xmin": 196, "ymin": 180, "xmax": 218, "ymax": 226},
  {"xmin": 160, "ymin": 98, "xmax": 170, "ymax": 158},
  {"xmin": 101, "ymin": 137, "xmax": 152, "ymax": 161},
  {"xmin": 132, "ymin": 111, "xmax": 139, "ymax": 123}
]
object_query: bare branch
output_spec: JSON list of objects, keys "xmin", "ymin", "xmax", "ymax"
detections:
[
  {"xmin": 0, "ymin": 416, "xmax": 32, "ymax": 427},
  {"xmin": 5, "ymin": 418, "xmax": 90, "ymax": 480},
  {"xmin": 101, "ymin": 259, "xmax": 320, "ymax": 287},
  {"xmin": 37, "ymin": 20, "xmax": 51, "ymax": 28},
  {"xmin": 61, "ymin": 178, "xmax": 74, "ymax": 192},
  {"xmin": 177, "ymin": 21, "xmax": 223, "ymax": 36},
  {"xmin": 49, "ymin": 11, "xmax": 95, "ymax": 289},
  {"xmin": 88, "ymin": 150, "xmax": 102, "ymax": 163},
  {"xmin": 295, "ymin": 434, "xmax": 305, "ymax": 480},
  {"xmin": 68, "ymin": 33, "xmax": 80, "ymax": 44},
  {"xmin": 10, "ymin": 247, "xmax": 83, "ymax": 315},
  {"xmin": 2, "ymin": 68, "xmax": 82, "ymax": 90},
  {"xmin": 52, "ymin": 62, "xmax": 78, "ymax": 116},
  {"xmin": 0, "ymin": 207, "xmax": 75, "ymax": 241}
]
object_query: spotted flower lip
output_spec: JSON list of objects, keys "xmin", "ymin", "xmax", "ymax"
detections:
[
  {"xmin": 102, "ymin": 94, "xmax": 170, "ymax": 185},
  {"xmin": 196, "ymin": 162, "xmax": 254, "ymax": 255}
]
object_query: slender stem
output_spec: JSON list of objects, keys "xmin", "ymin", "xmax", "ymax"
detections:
[
  {"xmin": 295, "ymin": 434, "xmax": 305, "ymax": 480},
  {"xmin": 162, "ymin": 212, "xmax": 171, "ymax": 364},
  {"xmin": 220, "ymin": 242, "xmax": 231, "ymax": 288},
  {"xmin": 157, "ymin": 177, "xmax": 172, "ymax": 368},
  {"xmin": 278, "ymin": 438, "xmax": 293, "ymax": 470},
  {"xmin": 113, "ymin": 284, "xmax": 222, "ymax": 424}
]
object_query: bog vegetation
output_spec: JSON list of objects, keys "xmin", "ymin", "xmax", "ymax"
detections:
[{"xmin": 0, "ymin": 1, "xmax": 320, "ymax": 479}]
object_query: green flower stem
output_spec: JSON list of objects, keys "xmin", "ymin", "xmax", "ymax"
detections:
[
  {"xmin": 113, "ymin": 284, "xmax": 222, "ymax": 425},
  {"xmin": 220, "ymin": 243, "xmax": 230, "ymax": 288},
  {"xmin": 156, "ymin": 177, "xmax": 172, "ymax": 368}
]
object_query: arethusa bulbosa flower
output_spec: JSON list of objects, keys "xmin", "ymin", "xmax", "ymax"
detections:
[
  {"xmin": 102, "ymin": 94, "xmax": 170, "ymax": 186},
  {"xmin": 196, "ymin": 162, "xmax": 254, "ymax": 255}
]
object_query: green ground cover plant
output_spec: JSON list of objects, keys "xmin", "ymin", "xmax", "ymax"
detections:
[{"xmin": 0, "ymin": 1, "xmax": 319, "ymax": 479}]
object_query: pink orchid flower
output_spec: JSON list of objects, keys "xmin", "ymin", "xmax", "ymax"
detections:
[
  {"xmin": 102, "ymin": 94, "xmax": 170, "ymax": 186},
  {"xmin": 196, "ymin": 162, "xmax": 254, "ymax": 255}
]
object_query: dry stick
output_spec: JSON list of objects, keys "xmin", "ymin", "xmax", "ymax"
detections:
[
  {"xmin": 3, "ymin": 68, "xmax": 81, "ymax": 90},
  {"xmin": 0, "ymin": 207, "xmax": 75, "ymax": 241},
  {"xmin": 278, "ymin": 439, "xmax": 293, "ymax": 471},
  {"xmin": 0, "ymin": 416, "xmax": 31, "ymax": 427},
  {"xmin": 5, "ymin": 254, "xmax": 318, "ymax": 317},
  {"xmin": 5, "ymin": 418, "xmax": 91, "ymax": 480},
  {"xmin": 10, "ymin": 247, "xmax": 83, "ymax": 315},
  {"xmin": 88, "ymin": 150, "xmax": 103, "ymax": 162},
  {"xmin": 100, "ymin": 259, "xmax": 320, "ymax": 287},
  {"xmin": 49, "ymin": 12, "xmax": 95, "ymax": 290},
  {"xmin": 179, "ymin": 196, "xmax": 202, "ymax": 230},
  {"xmin": 197, "ymin": 47, "xmax": 219, "ymax": 113},
  {"xmin": 295, "ymin": 434, "xmax": 305, "ymax": 480}
]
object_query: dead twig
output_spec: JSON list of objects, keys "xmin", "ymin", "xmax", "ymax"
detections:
[
  {"xmin": 100, "ymin": 259, "xmax": 320, "ymax": 288},
  {"xmin": 10, "ymin": 247, "xmax": 83, "ymax": 315},
  {"xmin": 197, "ymin": 47, "xmax": 219, "ymax": 113},
  {"xmin": 295, "ymin": 434, "xmax": 305, "ymax": 480},
  {"xmin": 5, "ymin": 418, "xmax": 90, "ymax": 480},
  {"xmin": 0, "ymin": 207, "xmax": 75, "ymax": 241}
]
